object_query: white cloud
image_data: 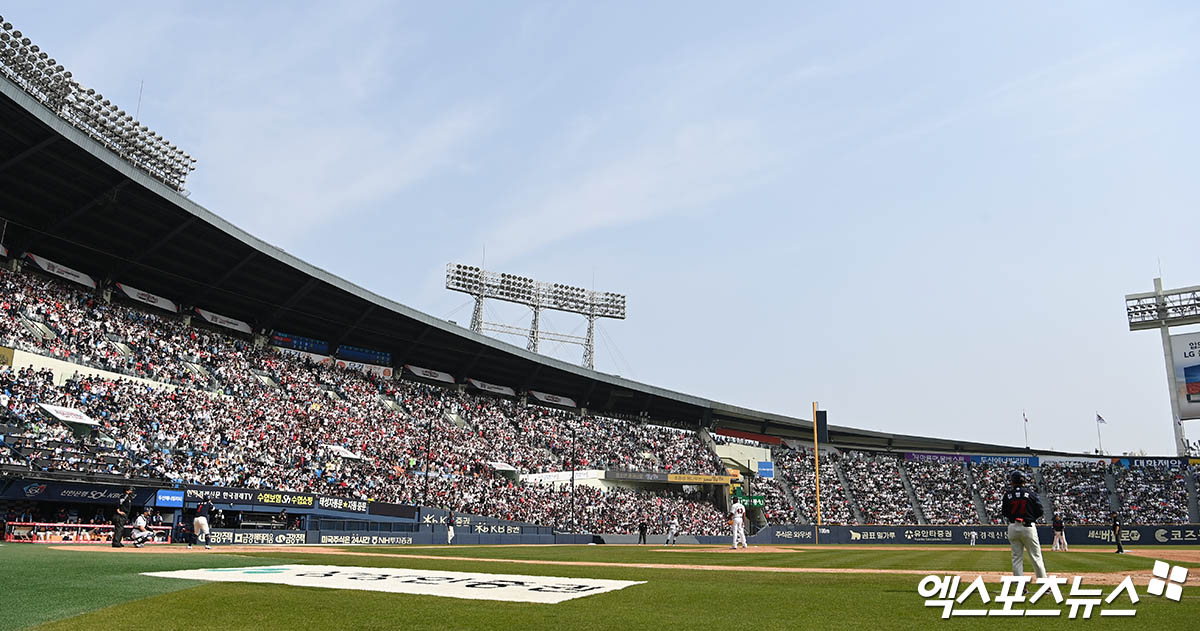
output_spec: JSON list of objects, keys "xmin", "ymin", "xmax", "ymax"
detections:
[{"xmin": 481, "ymin": 119, "xmax": 769, "ymax": 262}]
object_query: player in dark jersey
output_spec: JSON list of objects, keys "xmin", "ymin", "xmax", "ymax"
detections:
[
  {"xmin": 1111, "ymin": 513, "xmax": 1125, "ymax": 554},
  {"xmin": 191, "ymin": 496, "xmax": 214, "ymax": 550},
  {"xmin": 1052, "ymin": 513, "xmax": 1068, "ymax": 551},
  {"xmin": 1001, "ymin": 471, "xmax": 1047, "ymax": 577}
]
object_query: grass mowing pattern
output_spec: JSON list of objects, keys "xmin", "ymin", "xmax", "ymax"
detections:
[
  {"xmin": 0, "ymin": 544, "xmax": 296, "ymax": 631},
  {"xmin": 2, "ymin": 544, "xmax": 1195, "ymax": 631}
]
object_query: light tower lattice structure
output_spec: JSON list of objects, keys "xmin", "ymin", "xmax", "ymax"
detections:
[
  {"xmin": 446, "ymin": 263, "xmax": 626, "ymax": 369},
  {"xmin": 1126, "ymin": 278, "xmax": 1200, "ymax": 456}
]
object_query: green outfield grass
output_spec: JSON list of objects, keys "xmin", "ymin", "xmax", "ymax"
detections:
[{"xmin": 1, "ymin": 544, "xmax": 1196, "ymax": 630}]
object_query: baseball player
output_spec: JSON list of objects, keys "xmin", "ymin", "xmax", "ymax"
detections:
[
  {"xmin": 1001, "ymin": 471, "xmax": 1047, "ymax": 578},
  {"xmin": 665, "ymin": 516, "xmax": 679, "ymax": 546},
  {"xmin": 130, "ymin": 508, "xmax": 154, "ymax": 548},
  {"xmin": 1111, "ymin": 513, "xmax": 1125, "ymax": 554},
  {"xmin": 191, "ymin": 496, "xmax": 214, "ymax": 550},
  {"xmin": 729, "ymin": 499, "xmax": 747, "ymax": 549},
  {"xmin": 1051, "ymin": 513, "xmax": 1068, "ymax": 551},
  {"xmin": 968, "ymin": 530, "xmax": 977, "ymax": 546},
  {"xmin": 447, "ymin": 511, "xmax": 456, "ymax": 545}
]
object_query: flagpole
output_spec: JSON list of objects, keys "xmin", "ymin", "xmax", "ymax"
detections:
[
  {"xmin": 1023, "ymin": 410, "xmax": 1029, "ymax": 449},
  {"xmin": 1096, "ymin": 413, "xmax": 1104, "ymax": 454}
]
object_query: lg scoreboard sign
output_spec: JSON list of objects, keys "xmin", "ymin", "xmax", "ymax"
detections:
[{"xmin": 1171, "ymin": 332, "xmax": 1200, "ymax": 420}]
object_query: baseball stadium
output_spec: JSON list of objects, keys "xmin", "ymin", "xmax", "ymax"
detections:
[{"xmin": 1, "ymin": 8, "xmax": 1198, "ymax": 631}]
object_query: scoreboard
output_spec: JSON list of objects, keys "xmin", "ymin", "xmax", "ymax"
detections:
[{"xmin": 271, "ymin": 331, "xmax": 330, "ymax": 355}]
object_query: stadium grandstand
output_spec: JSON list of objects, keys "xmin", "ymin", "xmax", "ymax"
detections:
[{"xmin": 0, "ymin": 16, "xmax": 1198, "ymax": 547}]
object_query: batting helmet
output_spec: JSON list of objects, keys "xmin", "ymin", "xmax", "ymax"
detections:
[{"xmin": 1009, "ymin": 471, "xmax": 1026, "ymax": 486}]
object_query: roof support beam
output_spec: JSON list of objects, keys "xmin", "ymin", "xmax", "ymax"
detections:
[
  {"xmin": 331, "ymin": 304, "xmax": 376, "ymax": 348},
  {"xmin": 457, "ymin": 346, "xmax": 486, "ymax": 381},
  {"xmin": 399, "ymin": 324, "xmax": 434, "ymax": 366},
  {"xmin": 187, "ymin": 250, "xmax": 257, "ymax": 306},
  {"xmin": 109, "ymin": 216, "xmax": 198, "ymax": 280},
  {"xmin": 262, "ymin": 277, "xmax": 319, "ymax": 330},
  {"xmin": 15, "ymin": 180, "xmax": 128, "ymax": 255},
  {"xmin": 0, "ymin": 136, "xmax": 56, "ymax": 176}
]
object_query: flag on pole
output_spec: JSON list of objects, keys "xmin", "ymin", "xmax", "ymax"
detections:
[
  {"xmin": 1023, "ymin": 413, "xmax": 1029, "ymax": 424},
  {"xmin": 1096, "ymin": 414, "xmax": 1107, "ymax": 425}
]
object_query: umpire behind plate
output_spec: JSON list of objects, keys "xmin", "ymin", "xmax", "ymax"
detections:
[{"xmin": 1001, "ymin": 470, "xmax": 1047, "ymax": 578}]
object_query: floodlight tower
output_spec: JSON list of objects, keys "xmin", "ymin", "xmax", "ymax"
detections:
[
  {"xmin": 446, "ymin": 264, "xmax": 626, "ymax": 369},
  {"xmin": 1125, "ymin": 278, "xmax": 1200, "ymax": 456}
]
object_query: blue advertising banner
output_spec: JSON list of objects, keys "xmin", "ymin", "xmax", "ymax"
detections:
[
  {"xmin": 757, "ymin": 461, "xmax": 774, "ymax": 479},
  {"xmin": 155, "ymin": 489, "xmax": 184, "ymax": 508}
]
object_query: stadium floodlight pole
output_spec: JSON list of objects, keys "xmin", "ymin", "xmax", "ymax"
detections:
[
  {"xmin": 446, "ymin": 263, "xmax": 625, "ymax": 368},
  {"xmin": 1125, "ymin": 277, "xmax": 1199, "ymax": 456},
  {"xmin": 812, "ymin": 401, "xmax": 821, "ymax": 545}
]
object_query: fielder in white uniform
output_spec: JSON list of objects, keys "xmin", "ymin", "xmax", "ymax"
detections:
[
  {"xmin": 969, "ymin": 530, "xmax": 977, "ymax": 546},
  {"xmin": 730, "ymin": 500, "xmax": 747, "ymax": 549},
  {"xmin": 665, "ymin": 516, "xmax": 679, "ymax": 546}
]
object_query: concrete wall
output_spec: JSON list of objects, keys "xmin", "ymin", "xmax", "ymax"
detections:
[{"xmin": 9, "ymin": 348, "xmax": 177, "ymax": 391}]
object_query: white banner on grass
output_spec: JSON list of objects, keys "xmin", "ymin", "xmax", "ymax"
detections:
[
  {"xmin": 25, "ymin": 253, "xmax": 96, "ymax": 289},
  {"xmin": 405, "ymin": 364, "xmax": 455, "ymax": 384},
  {"xmin": 141, "ymin": 565, "xmax": 644, "ymax": 604},
  {"xmin": 528, "ymin": 390, "xmax": 577, "ymax": 408},
  {"xmin": 39, "ymin": 403, "xmax": 98, "ymax": 426},
  {"xmin": 195, "ymin": 307, "xmax": 252, "ymax": 334},
  {"xmin": 467, "ymin": 378, "xmax": 516, "ymax": 397},
  {"xmin": 115, "ymin": 283, "xmax": 178, "ymax": 313}
]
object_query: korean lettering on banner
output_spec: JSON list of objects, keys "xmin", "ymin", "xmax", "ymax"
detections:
[
  {"xmin": 255, "ymin": 490, "xmax": 315, "ymax": 508},
  {"xmin": 185, "ymin": 486, "xmax": 256, "ymax": 504},
  {"xmin": 920, "ymin": 575, "xmax": 1143, "ymax": 619},
  {"xmin": 317, "ymin": 495, "xmax": 369, "ymax": 514},
  {"xmin": 904, "ymin": 452, "xmax": 970, "ymax": 463},
  {"xmin": 319, "ymin": 534, "xmax": 415, "ymax": 545},
  {"xmin": 207, "ymin": 530, "xmax": 307, "ymax": 545},
  {"xmin": 334, "ymin": 358, "xmax": 394, "ymax": 379},
  {"xmin": 972, "ymin": 455, "xmax": 1039, "ymax": 466}
]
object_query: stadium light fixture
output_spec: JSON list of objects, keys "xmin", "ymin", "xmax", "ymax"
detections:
[
  {"xmin": 446, "ymin": 263, "xmax": 626, "ymax": 369},
  {"xmin": 1126, "ymin": 278, "xmax": 1200, "ymax": 456},
  {"xmin": 0, "ymin": 16, "xmax": 196, "ymax": 191}
]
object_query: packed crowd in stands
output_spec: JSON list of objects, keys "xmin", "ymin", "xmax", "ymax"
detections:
[
  {"xmin": 971, "ymin": 462, "xmax": 1036, "ymax": 524},
  {"xmin": 1114, "ymin": 464, "xmax": 1189, "ymax": 524},
  {"xmin": 903, "ymin": 460, "xmax": 975, "ymax": 524},
  {"xmin": 3, "ymin": 267, "xmax": 1197, "ymax": 532},
  {"xmin": 840, "ymin": 450, "xmax": 917, "ymax": 524},
  {"xmin": 0, "ymin": 267, "xmax": 729, "ymax": 534},
  {"xmin": 773, "ymin": 447, "xmax": 854, "ymax": 524},
  {"xmin": 756, "ymin": 477, "xmax": 795, "ymax": 524},
  {"xmin": 1040, "ymin": 461, "xmax": 1111, "ymax": 524}
]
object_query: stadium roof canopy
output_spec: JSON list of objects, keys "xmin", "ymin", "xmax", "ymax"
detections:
[{"xmin": 0, "ymin": 76, "xmax": 1035, "ymax": 456}]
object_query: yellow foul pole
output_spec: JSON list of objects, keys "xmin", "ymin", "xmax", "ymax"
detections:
[{"xmin": 812, "ymin": 401, "xmax": 821, "ymax": 545}]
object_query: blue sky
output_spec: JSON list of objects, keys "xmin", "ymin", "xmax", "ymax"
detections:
[{"xmin": 6, "ymin": 2, "xmax": 1199, "ymax": 454}]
